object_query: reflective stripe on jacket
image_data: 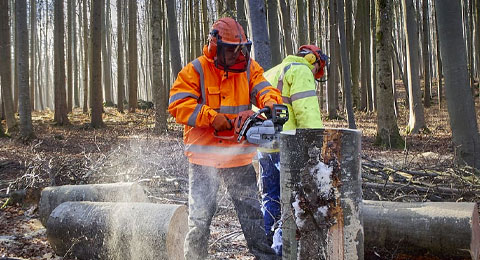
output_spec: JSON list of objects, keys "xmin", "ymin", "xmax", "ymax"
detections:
[
  {"xmin": 264, "ymin": 55, "xmax": 323, "ymax": 131},
  {"xmin": 168, "ymin": 45, "xmax": 283, "ymax": 168}
]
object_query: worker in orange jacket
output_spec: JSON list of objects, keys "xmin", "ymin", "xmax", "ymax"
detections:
[{"xmin": 168, "ymin": 17, "xmax": 282, "ymax": 260}]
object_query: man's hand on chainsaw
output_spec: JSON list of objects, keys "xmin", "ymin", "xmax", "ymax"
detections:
[
  {"xmin": 212, "ymin": 113, "xmax": 232, "ymax": 132},
  {"xmin": 264, "ymin": 100, "xmax": 277, "ymax": 111},
  {"xmin": 233, "ymin": 110, "xmax": 255, "ymax": 134}
]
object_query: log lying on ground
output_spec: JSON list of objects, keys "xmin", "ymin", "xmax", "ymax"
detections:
[
  {"xmin": 364, "ymin": 200, "xmax": 480, "ymax": 259},
  {"xmin": 39, "ymin": 182, "xmax": 147, "ymax": 226},
  {"xmin": 47, "ymin": 202, "xmax": 187, "ymax": 260}
]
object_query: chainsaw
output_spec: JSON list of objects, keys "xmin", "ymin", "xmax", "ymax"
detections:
[{"xmin": 236, "ymin": 104, "xmax": 289, "ymax": 145}]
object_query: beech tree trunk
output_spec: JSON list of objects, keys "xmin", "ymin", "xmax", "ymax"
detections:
[
  {"xmin": 280, "ymin": 128, "xmax": 363, "ymax": 259},
  {"xmin": 128, "ymin": 0, "xmax": 138, "ymax": 112},
  {"xmin": 403, "ymin": 0, "xmax": 426, "ymax": 134},
  {"xmin": 39, "ymin": 182, "xmax": 148, "ymax": 226},
  {"xmin": 266, "ymin": 0, "xmax": 281, "ymax": 65},
  {"xmin": 279, "ymin": 0, "xmax": 294, "ymax": 55},
  {"xmin": 375, "ymin": 0, "xmax": 402, "ymax": 148},
  {"xmin": 47, "ymin": 202, "xmax": 188, "ymax": 260},
  {"xmin": 54, "ymin": 0, "xmax": 69, "ymax": 125},
  {"xmin": 117, "ymin": 0, "xmax": 124, "ymax": 113},
  {"xmin": 82, "ymin": 0, "xmax": 89, "ymax": 113},
  {"xmin": 0, "ymin": 0, "xmax": 16, "ymax": 132},
  {"xmin": 90, "ymin": 0, "xmax": 104, "ymax": 127},
  {"xmin": 248, "ymin": 0, "xmax": 272, "ymax": 70},
  {"xmin": 17, "ymin": 0, "xmax": 34, "ymax": 139},
  {"xmin": 364, "ymin": 200, "xmax": 480, "ymax": 259},
  {"xmin": 152, "ymin": 0, "xmax": 167, "ymax": 132},
  {"xmin": 165, "ymin": 0, "xmax": 182, "ymax": 77},
  {"xmin": 436, "ymin": 0, "xmax": 480, "ymax": 169}
]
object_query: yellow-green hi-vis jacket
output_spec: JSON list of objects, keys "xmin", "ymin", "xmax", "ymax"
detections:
[{"xmin": 259, "ymin": 55, "xmax": 324, "ymax": 153}]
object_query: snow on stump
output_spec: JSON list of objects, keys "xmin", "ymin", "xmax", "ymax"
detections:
[
  {"xmin": 280, "ymin": 128, "xmax": 363, "ymax": 259},
  {"xmin": 39, "ymin": 182, "xmax": 148, "ymax": 226},
  {"xmin": 46, "ymin": 201, "xmax": 188, "ymax": 260},
  {"xmin": 364, "ymin": 200, "xmax": 480, "ymax": 259}
]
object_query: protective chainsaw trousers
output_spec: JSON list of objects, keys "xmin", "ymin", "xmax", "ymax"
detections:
[
  {"xmin": 258, "ymin": 151, "xmax": 282, "ymax": 255},
  {"xmin": 184, "ymin": 163, "xmax": 280, "ymax": 260}
]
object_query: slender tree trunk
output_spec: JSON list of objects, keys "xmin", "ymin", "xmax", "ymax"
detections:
[
  {"xmin": 194, "ymin": 1, "xmax": 201, "ymax": 58},
  {"xmin": 17, "ymin": 0, "xmax": 34, "ymax": 138},
  {"xmin": 236, "ymin": 0, "xmax": 248, "ymax": 34},
  {"xmin": 375, "ymin": 0, "xmax": 402, "ymax": 148},
  {"xmin": 54, "ymin": 0, "xmax": 69, "ymax": 125},
  {"xmin": 267, "ymin": 0, "xmax": 281, "ymax": 65},
  {"xmin": 476, "ymin": 0, "xmax": 480, "ymax": 85},
  {"xmin": 369, "ymin": 0, "xmax": 376, "ymax": 112},
  {"xmin": 468, "ymin": 0, "xmax": 475, "ymax": 93},
  {"xmin": 279, "ymin": 0, "xmax": 294, "ymax": 55},
  {"xmin": 308, "ymin": 0, "xmax": 315, "ymax": 44},
  {"xmin": 30, "ymin": 0, "xmax": 36, "ymax": 111},
  {"xmin": 0, "ymin": 0, "xmax": 16, "ymax": 131},
  {"xmin": 45, "ymin": 0, "xmax": 51, "ymax": 109},
  {"xmin": 13, "ymin": 0, "xmax": 19, "ymax": 113},
  {"xmin": 152, "ymin": 0, "xmax": 166, "ymax": 132},
  {"xmin": 90, "ymin": 0, "xmax": 104, "ymax": 127},
  {"xmin": 403, "ymin": 0, "xmax": 426, "ymax": 134},
  {"xmin": 296, "ymin": 0, "xmax": 308, "ymax": 45},
  {"xmin": 327, "ymin": 0, "xmax": 338, "ymax": 119},
  {"xmin": 248, "ymin": 0, "xmax": 272, "ymax": 70},
  {"xmin": 128, "ymin": 0, "xmax": 138, "ymax": 112},
  {"xmin": 345, "ymin": 0, "xmax": 353, "ymax": 63},
  {"xmin": 73, "ymin": 0, "xmax": 79, "ymax": 108},
  {"xmin": 102, "ymin": 0, "xmax": 113, "ymax": 106},
  {"xmin": 67, "ymin": 0, "xmax": 73, "ymax": 112},
  {"xmin": 82, "ymin": 0, "xmax": 89, "ymax": 113},
  {"xmin": 422, "ymin": 0, "xmax": 431, "ymax": 107},
  {"xmin": 436, "ymin": 0, "xmax": 480, "ymax": 169},
  {"xmin": 337, "ymin": 0, "xmax": 356, "ymax": 129},
  {"xmin": 165, "ymin": 0, "xmax": 182, "ymax": 77},
  {"xmin": 352, "ymin": 0, "xmax": 363, "ymax": 109},
  {"xmin": 434, "ymin": 2, "xmax": 443, "ymax": 109},
  {"xmin": 202, "ymin": 0, "xmax": 210, "ymax": 35},
  {"xmin": 117, "ymin": 0, "xmax": 124, "ymax": 113}
]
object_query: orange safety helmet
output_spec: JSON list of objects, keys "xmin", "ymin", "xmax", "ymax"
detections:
[
  {"xmin": 207, "ymin": 17, "xmax": 252, "ymax": 73},
  {"xmin": 298, "ymin": 45, "xmax": 328, "ymax": 79}
]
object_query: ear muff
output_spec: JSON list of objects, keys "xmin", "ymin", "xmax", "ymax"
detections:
[{"xmin": 304, "ymin": 53, "xmax": 317, "ymax": 64}]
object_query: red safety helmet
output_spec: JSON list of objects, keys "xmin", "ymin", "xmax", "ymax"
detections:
[
  {"xmin": 298, "ymin": 45, "xmax": 328, "ymax": 79},
  {"xmin": 207, "ymin": 17, "xmax": 252, "ymax": 73}
]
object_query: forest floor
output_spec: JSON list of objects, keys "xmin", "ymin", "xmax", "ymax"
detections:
[{"xmin": 1, "ymin": 86, "xmax": 480, "ymax": 260}]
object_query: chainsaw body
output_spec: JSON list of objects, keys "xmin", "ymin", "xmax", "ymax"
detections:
[{"xmin": 237, "ymin": 104, "xmax": 289, "ymax": 145}]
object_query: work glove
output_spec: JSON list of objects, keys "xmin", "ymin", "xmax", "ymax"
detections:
[
  {"xmin": 233, "ymin": 110, "xmax": 255, "ymax": 134},
  {"xmin": 212, "ymin": 113, "xmax": 232, "ymax": 132},
  {"xmin": 264, "ymin": 100, "xmax": 277, "ymax": 111}
]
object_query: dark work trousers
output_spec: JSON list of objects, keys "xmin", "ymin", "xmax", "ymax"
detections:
[{"xmin": 184, "ymin": 163, "xmax": 280, "ymax": 260}]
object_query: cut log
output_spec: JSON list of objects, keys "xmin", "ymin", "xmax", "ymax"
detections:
[
  {"xmin": 46, "ymin": 201, "xmax": 187, "ymax": 260},
  {"xmin": 39, "ymin": 182, "xmax": 148, "ymax": 226},
  {"xmin": 364, "ymin": 200, "xmax": 480, "ymax": 259},
  {"xmin": 280, "ymin": 128, "xmax": 363, "ymax": 259}
]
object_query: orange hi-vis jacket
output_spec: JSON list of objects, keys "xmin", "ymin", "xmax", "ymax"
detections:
[{"xmin": 168, "ymin": 46, "xmax": 283, "ymax": 168}]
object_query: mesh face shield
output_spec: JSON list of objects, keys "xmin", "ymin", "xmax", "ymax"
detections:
[{"xmin": 215, "ymin": 40, "xmax": 252, "ymax": 73}]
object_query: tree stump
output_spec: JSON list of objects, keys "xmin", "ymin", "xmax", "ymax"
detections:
[
  {"xmin": 39, "ymin": 182, "xmax": 148, "ymax": 226},
  {"xmin": 280, "ymin": 128, "xmax": 363, "ymax": 260},
  {"xmin": 46, "ymin": 201, "xmax": 188, "ymax": 260},
  {"xmin": 364, "ymin": 200, "xmax": 480, "ymax": 259}
]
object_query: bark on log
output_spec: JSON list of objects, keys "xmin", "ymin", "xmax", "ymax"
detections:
[
  {"xmin": 39, "ymin": 182, "xmax": 148, "ymax": 226},
  {"xmin": 364, "ymin": 200, "xmax": 480, "ymax": 260},
  {"xmin": 280, "ymin": 128, "xmax": 363, "ymax": 260},
  {"xmin": 46, "ymin": 201, "xmax": 187, "ymax": 260}
]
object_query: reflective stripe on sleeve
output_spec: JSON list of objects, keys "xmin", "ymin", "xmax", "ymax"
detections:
[
  {"xmin": 250, "ymin": 81, "xmax": 271, "ymax": 105},
  {"xmin": 282, "ymin": 90, "xmax": 317, "ymax": 105},
  {"xmin": 192, "ymin": 59, "xmax": 206, "ymax": 105},
  {"xmin": 291, "ymin": 90, "xmax": 317, "ymax": 102},
  {"xmin": 219, "ymin": 105, "xmax": 251, "ymax": 114},
  {"xmin": 169, "ymin": 92, "xmax": 199, "ymax": 105},
  {"xmin": 187, "ymin": 103, "xmax": 203, "ymax": 127},
  {"xmin": 185, "ymin": 144, "xmax": 258, "ymax": 155}
]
